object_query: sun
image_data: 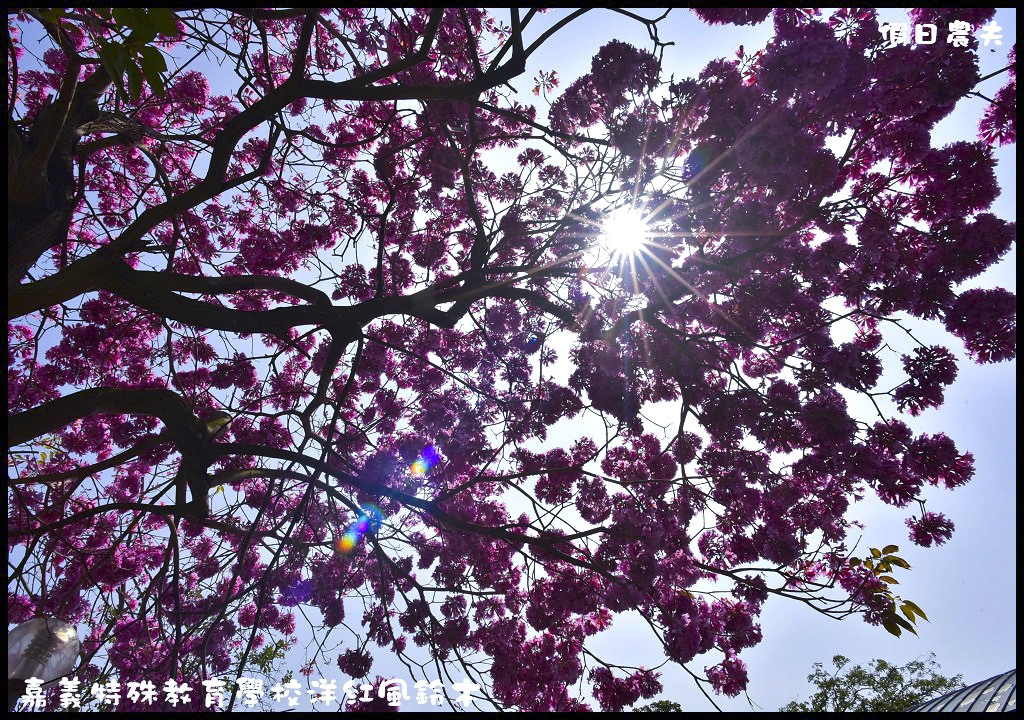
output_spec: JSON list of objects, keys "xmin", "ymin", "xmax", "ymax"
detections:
[{"xmin": 601, "ymin": 207, "xmax": 650, "ymax": 258}]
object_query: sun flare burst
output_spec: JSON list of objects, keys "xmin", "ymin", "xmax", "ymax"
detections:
[{"xmin": 601, "ymin": 207, "xmax": 650, "ymax": 258}]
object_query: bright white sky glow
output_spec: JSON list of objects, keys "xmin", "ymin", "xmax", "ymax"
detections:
[{"xmin": 601, "ymin": 207, "xmax": 650, "ymax": 258}]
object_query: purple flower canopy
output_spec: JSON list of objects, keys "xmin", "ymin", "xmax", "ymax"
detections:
[{"xmin": 6, "ymin": 6, "xmax": 1015, "ymax": 712}]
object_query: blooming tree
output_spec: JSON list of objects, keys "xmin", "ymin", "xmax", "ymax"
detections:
[{"xmin": 7, "ymin": 7, "xmax": 1016, "ymax": 712}]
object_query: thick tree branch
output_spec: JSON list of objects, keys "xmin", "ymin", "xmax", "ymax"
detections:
[{"xmin": 9, "ymin": 387, "xmax": 204, "ymax": 453}]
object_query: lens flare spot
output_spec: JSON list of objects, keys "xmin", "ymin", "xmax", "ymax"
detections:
[
  {"xmin": 421, "ymin": 445, "xmax": 440, "ymax": 465},
  {"xmin": 280, "ymin": 578, "xmax": 315, "ymax": 606},
  {"xmin": 337, "ymin": 534, "xmax": 357, "ymax": 554},
  {"xmin": 408, "ymin": 445, "xmax": 440, "ymax": 478},
  {"xmin": 335, "ymin": 505, "xmax": 384, "ymax": 555}
]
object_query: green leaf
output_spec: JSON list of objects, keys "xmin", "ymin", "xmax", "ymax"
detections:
[
  {"xmin": 148, "ymin": 70, "xmax": 165, "ymax": 97},
  {"xmin": 112, "ymin": 8, "xmax": 134, "ymax": 29},
  {"xmin": 879, "ymin": 575, "xmax": 899, "ymax": 584},
  {"xmin": 148, "ymin": 8, "xmax": 180, "ymax": 36},
  {"xmin": 125, "ymin": 62, "xmax": 144, "ymax": 102},
  {"xmin": 882, "ymin": 544, "xmax": 899, "ymax": 555},
  {"xmin": 98, "ymin": 41, "xmax": 130, "ymax": 99},
  {"xmin": 891, "ymin": 614, "xmax": 918, "ymax": 636},
  {"xmin": 99, "ymin": 41, "xmax": 128, "ymax": 77},
  {"xmin": 864, "ymin": 559, "xmax": 874, "ymax": 571},
  {"xmin": 849, "ymin": 557, "xmax": 861, "ymax": 568},
  {"xmin": 882, "ymin": 618, "xmax": 902, "ymax": 637},
  {"xmin": 139, "ymin": 46, "xmax": 167, "ymax": 72},
  {"xmin": 870, "ymin": 547, "xmax": 881, "ymax": 559},
  {"xmin": 130, "ymin": 10, "xmax": 157, "ymax": 43},
  {"xmin": 887, "ymin": 556, "xmax": 911, "ymax": 569},
  {"xmin": 35, "ymin": 9, "xmax": 67, "ymax": 24},
  {"xmin": 900, "ymin": 603, "xmax": 916, "ymax": 623},
  {"xmin": 902, "ymin": 600, "xmax": 929, "ymax": 622},
  {"xmin": 139, "ymin": 46, "xmax": 168, "ymax": 95}
]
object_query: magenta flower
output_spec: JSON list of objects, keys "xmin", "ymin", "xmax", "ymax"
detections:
[{"xmin": 906, "ymin": 512, "xmax": 956, "ymax": 548}]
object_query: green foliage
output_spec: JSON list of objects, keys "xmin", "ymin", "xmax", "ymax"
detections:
[
  {"xmin": 853, "ymin": 545, "xmax": 928, "ymax": 638},
  {"xmin": 248, "ymin": 638, "xmax": 291, "ymax": 676},
  {"xmin": 8, "ymin": 432, "xmax": 65, "ymax": 468},
  {"xmin": 780, "ymin": 653, "xmax": 963, "ymax": 713},
  {"xmin": 634, "ymin": 700, "xmax": 684, "ymax": 712},
  {"xmin": 36, "ymin": 8, "xmax": 177, "ymax": 101},
  {"xmin": 98, "ymin": 8, "xmax": 176, "ymax": 101}
]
